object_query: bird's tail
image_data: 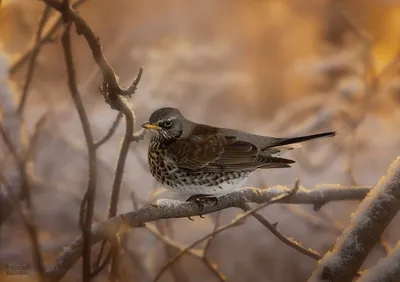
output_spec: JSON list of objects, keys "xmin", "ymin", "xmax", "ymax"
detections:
[{"xmin": 261, "ymin": 131, "xmax": 336, "ymax": 156}]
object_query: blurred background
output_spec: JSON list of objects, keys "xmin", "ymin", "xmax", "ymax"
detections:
[{"xmin": 1, "ymin": 0, "xmax": 400, "ymax": 281}]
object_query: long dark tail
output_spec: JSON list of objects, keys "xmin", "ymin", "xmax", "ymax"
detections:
[{"xmin": 263, "ymin": 131, "xmax": 336, "ymax": 149}]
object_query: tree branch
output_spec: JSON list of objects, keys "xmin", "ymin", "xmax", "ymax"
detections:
[
  {"xmin": 43, "ymin": 185, "xmax": 370, "ymax": 281},
  {"xmin": 93, "ymin": 112, "xmax": 122, "ymax": 149},
  {"xmin": 9, "ymin": 0, "xmax": 90, "ymax": 75},
  {"xmin": 308, "ymin": 157, "xmax": 400, "ymax": 282},
  {"xmin": 240, "ymin": 202, "xmax": 322, "ymax": 260},
  {"xmin": 42, "ymin": 0, "xmax": 141, "ymax": 107},
  {"xmin": 43, "ymin": 0, "xmax": 143, "ymax": 279},
  {"xmin": 60, "ymin": 3, "xmax": 97, "ymax": 279},
  {"xmin": 18, "ymin": 5, "xmax": 52, "ymax": 115}
]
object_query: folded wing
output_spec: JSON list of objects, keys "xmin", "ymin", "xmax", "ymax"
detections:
[{"xmin": 165, "ymin": 134, "xmax": 294, "ymax": 172}]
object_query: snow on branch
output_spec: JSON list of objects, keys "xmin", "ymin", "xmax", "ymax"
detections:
[
  {"xmin": 357, "ymin": 240, "xmax": 400, "ymax": 282},
  {"xmin": 309, "ymin": 157, "xmax": 400, "ymax": 282}
]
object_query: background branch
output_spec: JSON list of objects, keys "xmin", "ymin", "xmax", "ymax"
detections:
[
  {"xmin": 61, "ymin": 4, "xmax": 97, "ymax": 279},
  {"xmin": 18, "ymin": 4, "xmax": 52, "ymax": 115},
  {"xmin": 8, "ymin": 0, "xmax": 90, "ymax": 75}
]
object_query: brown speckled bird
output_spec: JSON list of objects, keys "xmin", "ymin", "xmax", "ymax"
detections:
[{"xmin": 142, "ymin": 107, "xmax": 335, "ymax": 201}]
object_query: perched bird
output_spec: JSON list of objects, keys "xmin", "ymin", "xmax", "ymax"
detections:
[{"xmin": 142, "ymin": 107, "xmax": 335, "ymax": 202}]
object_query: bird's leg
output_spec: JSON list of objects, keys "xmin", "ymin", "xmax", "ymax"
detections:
[{"xmin": 185, "ymin": 194, "xmax": 218, "ymax": 220}]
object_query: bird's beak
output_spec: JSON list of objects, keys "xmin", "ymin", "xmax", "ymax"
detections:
[{"xmin": 141, "ymin": 122, "xmax": 161, "ymax": 130}]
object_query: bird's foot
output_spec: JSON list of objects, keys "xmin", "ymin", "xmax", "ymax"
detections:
[{"xmin": 185, "ymin": 194, "xmax": 218, "ymax": 220}]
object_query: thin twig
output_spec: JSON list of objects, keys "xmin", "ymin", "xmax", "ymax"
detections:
[
  {"xmin": 0, "ymin": 124, "xmax": 45, "ymax": 277},
  {"xmin": 132, "ymin": 128, "xmax": 146, "ymax": 142},
  {"xmin": 60, "ymin": 2, "xmax": 97, "ymax": 279},
  {"xmin": 26, "ymin": 113, "xmax": 48, "ymax": 161},
  {"xmin": 43, "ymin": 0, "xmax": 142, "ymax": 106},
  {"xmin": 9, "ymin": 0, "xmax": 90, "ymax": 75},
  {"xmin": 241, "ymin": 180, "xmax": 321, "ymax": 260},
  {"xmin": 203, "ymin": 211, "xmax": 222, "ymax": 255},
  {"xmin": 18, "ymin": 5, "xmax": 52, "ymax": 115},
  {"xmin": 146, "ymin": 222, "xmax": 226, "ymax": 282},
  {"xmin": 241, "ymin": 202, "xmax": 321, "ymax": 260},
  {"xmin": 88, "ymin": 250, "xmax": 112, "ymax": 279},
  {"xmin": 94, "ymin": 112, "xmax": 123, "ymax": 149},
  {"xmin": 93, "ymin": 92, "xmax": 138, "ymax": 274}
]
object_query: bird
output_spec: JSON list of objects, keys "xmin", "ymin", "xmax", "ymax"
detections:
[{"xmin": 141, "ymin": 107, "xmax": 335, "ymax": 206}]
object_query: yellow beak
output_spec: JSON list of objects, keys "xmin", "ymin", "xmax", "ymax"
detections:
[{"xmin": 141, "ymin": 122, "xmax": 161, "ymax": 130}]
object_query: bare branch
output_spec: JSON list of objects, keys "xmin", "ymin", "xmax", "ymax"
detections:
[
  {"xmin": 43, "ymin": 0, "xmax": 141, "ymax": 106},
  {"xmin": 240, "ymin": 202, "xmax": 321, "ymax": 260},
  {"xmin": 26, "ymin": 113, "xmax": 48, "ymax": 161},
  {"xmin": 60, "ymin": 4, "xmax": 97, "ymax": 279},
  {"xmin": 9, "ymin": 0, "xmax": 90, "ymax": 75},
  {"xmin": 18, "ymin": 5, "xmax": 52, "ymax": 115},
  {"xmin": 0, "ymin": 171, "xmax": 45, "ymax": 277},
  {"xmin": 42, "ymin": 0, "xmax": 143, "ymax": 279},
  {"xmin": 153, "ymin": 190, "xmax": 294, "ymax": 281},
  {"xmin": 203, "ymin": 211, "xmax": 222, "ymax": 255},
  {"xmin": 94, "ymin": 112, "xmax": 123, "ymax": 149},
  {"xmin": 308, "ymin": 157, "xmax": 400, "ymax": 282}
]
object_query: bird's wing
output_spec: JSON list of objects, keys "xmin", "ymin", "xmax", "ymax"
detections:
[{"xmin": 165, "ymin": 134, "xmax": 294, "ymax": 172}]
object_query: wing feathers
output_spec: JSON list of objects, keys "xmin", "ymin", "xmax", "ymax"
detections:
[{"xmin": 165, "ymin": 133, "xmax": 296, "ymax": 172}]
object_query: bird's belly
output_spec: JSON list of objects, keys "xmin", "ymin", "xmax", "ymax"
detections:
[
  {"xmin": 149, "ymin": 157, "xmax": 250, "ymax": 195},
  {"xmin": 163, "ymin": 175, "xmax": 249, "ymax": 196}
]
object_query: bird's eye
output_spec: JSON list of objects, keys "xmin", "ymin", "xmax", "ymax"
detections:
[{"xmin": 163, "ymin": 119, "xmax": 172, "ymax": 128}]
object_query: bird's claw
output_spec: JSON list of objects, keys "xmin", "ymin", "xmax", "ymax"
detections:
[{"xmin": 185, "ymin": 195, "xmax": 218, "ymax": 220}]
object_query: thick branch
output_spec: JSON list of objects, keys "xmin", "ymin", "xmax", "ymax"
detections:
[
  {"xmin": 43, "ymin": 185, "xmax": 370, "ymax": 281},
  {"xmin": 308, "ymin": 157, "xmax": 400, "ymax": 282}
]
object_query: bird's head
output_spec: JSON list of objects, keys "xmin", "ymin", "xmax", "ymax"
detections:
[{"xmin": 141, "ymin": 107, "xmax": 185, "ymax": 140}]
